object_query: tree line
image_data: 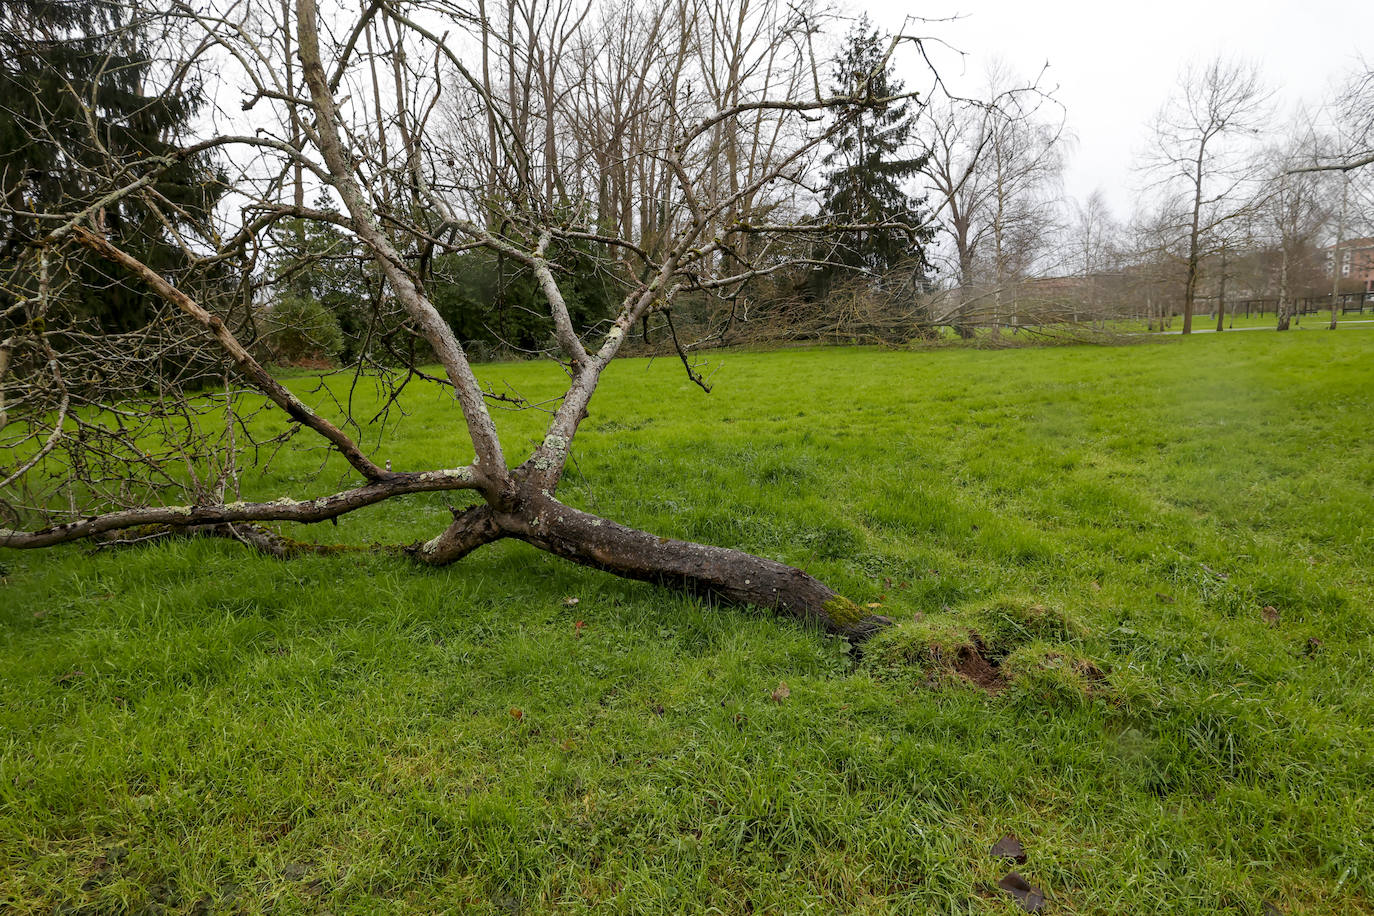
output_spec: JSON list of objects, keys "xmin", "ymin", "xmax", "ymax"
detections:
[{"xmin": 6, "ymin": 3, "xmax": 1369, "ymax": 370}]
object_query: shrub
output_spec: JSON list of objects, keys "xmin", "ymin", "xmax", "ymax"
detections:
[{"xmin": 261, "ymin": 293, "xmax": 344, "ymax": 365}]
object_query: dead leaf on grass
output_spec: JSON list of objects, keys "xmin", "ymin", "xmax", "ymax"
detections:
[
  {"xmin": 989, "ymin": 834, "xmax": 1027, "ymax": 864},
  {"xmin": 997, "ymin": 871, "xmax": 1046, "ymax": 913}
]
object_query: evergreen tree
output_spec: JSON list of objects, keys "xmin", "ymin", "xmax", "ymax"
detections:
[
  {"xmin": 1, "ymin": 0, "xmax": 222, "ymax": 331},
  {"xmin": 813, "ymin": 19, "xmax": 933, "ymax": 292}
]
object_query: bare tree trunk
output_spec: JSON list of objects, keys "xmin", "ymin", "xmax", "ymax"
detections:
[
  {"xmin": 1183, "ymin": 155, "xmax": 1202, "ymax": 335},
  {"xmin": 1215, "ymin": 244, "xmax": 1227, "ymax": 333},
  {"xmin": 1277, "ymin": 243, "xmax": 1292, "ymax": 331},
  {"xmin": 1330, "ymin": 172, "xmax": 1348, "ymax": 330}
]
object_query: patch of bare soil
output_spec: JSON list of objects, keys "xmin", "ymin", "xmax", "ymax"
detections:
[{"xmin": 950, "ymin": 636, "xmax": 1006, "ymax": 693}]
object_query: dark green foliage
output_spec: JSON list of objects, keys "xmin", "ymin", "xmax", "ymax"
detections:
[
  {"xmin": 267, "ymin": 209, "xmax": 619, "ymax": 364},
  {"xmin": 428, "ymin": 244, "xmax": 620, "ymax": 355},
  {"xmin": 261, "ymin": 293, "xmax": 344, "ymax": 364},
  {"xmin": 812, "ymin": 18, "xmax": 934, "ymax": 295},
  {"xmin": 0, "ymin": 0, "xmax": 223, "ymax": 331},
  {"xmin": 269, "ymin": 210, "xmax": 376, "ymax": 364}
]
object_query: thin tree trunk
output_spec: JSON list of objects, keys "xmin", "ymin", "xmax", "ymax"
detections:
[
  {"xmin": 1330, "ymin": 173, "xmax": 1348, "ymax": 331},
  {"xmin": 1182, "ymin": 150, "xmax": 1205, "ymax": 335},
  {"xmin": 1215, "ymin": 244, "xmax": 1227, "ymax": 333},
  {"xmin": 1276, "ymin": 244, "xmax": 1291, "ymax": 331}
]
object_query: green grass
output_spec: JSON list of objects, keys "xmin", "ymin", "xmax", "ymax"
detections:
[
  {"xmin": 3, "ymin": 332, "xmax": 1373, "ymax": 914},
  {"xmin": 1114, "ymin": 310, "xmax": 1374, "ymax": 332}
]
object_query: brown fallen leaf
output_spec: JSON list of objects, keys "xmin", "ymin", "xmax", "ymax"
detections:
[
  {"xmin": 574, "ymin": 619, "xmax": 586, "ymax": 637},
  {"xmin": 770, "ymin": 681, "xmax": 790, "ymax": 703},
  {"xmin": 989, "ymin": 833, "xmax": 1027, "ymax": 864},
  {"xmin": 509, "ymin": 707, "xmax": 523, "ymax": 721},
  {"xmin": 1261, "ymin": 605, "xmax": 1280, "ymax": 625},
  {"xmin": 997, "ymin": 871, "xmax": 1046, "ymax": 913}
]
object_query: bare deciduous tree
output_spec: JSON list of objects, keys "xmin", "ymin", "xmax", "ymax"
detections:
[
  {"xmin": 1141, "ymin": 57, "xmax": 1270, "ymax": 334},
  {"xmin": 918, "ymin": 64, "xmax": 1064, "ymax": 334},
  {"xmin": 1262, "ymin": 134, "xmax": 1336, "ymax": 330},
  {"xmin": 1065, "ymin": 189, "xmax": 1120, "ymax": 323}
]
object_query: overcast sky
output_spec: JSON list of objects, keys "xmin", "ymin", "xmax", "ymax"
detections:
[{"xmin": 862, "ymin": 0, "xmax": 1372, "ymax": 220}]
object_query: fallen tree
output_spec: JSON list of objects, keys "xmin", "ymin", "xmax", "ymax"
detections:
[{"xmin": 0, "ymin": 0, "xmax": 936, "ymax": 637}]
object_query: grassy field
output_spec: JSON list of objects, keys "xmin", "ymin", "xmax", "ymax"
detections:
[
  {"xmin": 1112, "ymin": 311, "xmax": 1370, "ymax": 333},
  {"xmin": 3, "ymin": 332, "xmax": 1373, "ymax": 914}
]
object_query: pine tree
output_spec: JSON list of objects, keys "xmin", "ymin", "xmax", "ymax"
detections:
[
  {"xmin": 1, "ymin": 0, "xmax": 222, "ymax": 331},
  {"xmin": 814, "ymin": 19, "xmax": 932, "ymax": 291}
]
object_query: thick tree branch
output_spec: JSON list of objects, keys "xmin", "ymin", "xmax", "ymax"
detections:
[{"xmin": 0, "ymin": 467, "xmax": 480, "ymax": 549}]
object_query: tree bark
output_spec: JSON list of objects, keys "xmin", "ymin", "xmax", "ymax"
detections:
[
  {"xmin": 476, "ymin": 493, "xmax": 892, "ymax": 639},
  {"xmin": 1276, "ymin": 243, "xmax": 1291, "ymax": 331}
]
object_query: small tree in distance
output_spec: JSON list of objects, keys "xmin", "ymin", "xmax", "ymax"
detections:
[{"xmin": 1141, "ymin": 57, "xmax": 1270, "ymax": 335}]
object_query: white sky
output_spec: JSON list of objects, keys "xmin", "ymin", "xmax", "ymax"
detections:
[{"xmin": 862, "ymin": 0, "xmax": 1373, "ymax": 220}]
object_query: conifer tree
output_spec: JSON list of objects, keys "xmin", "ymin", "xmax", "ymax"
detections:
[
  {"xmin": 1, "ymin": 0, "xmax": 221, "ymax": 331},
  {"xmin": 814, "ymin": 18, "xmax": 932, "ymax": 291}
]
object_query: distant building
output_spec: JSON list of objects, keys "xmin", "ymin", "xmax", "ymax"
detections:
[{"xmin": 1326, "ymin": 237, "xmax": 1374, "ymax": 293}]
